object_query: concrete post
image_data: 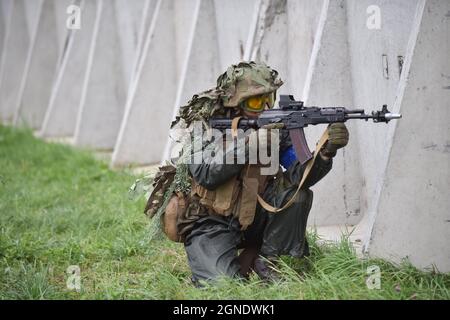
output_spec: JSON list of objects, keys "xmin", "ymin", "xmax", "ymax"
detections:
[
  {"xmin": 345, "ymin": 0, "xmax": 419, "ymax": 227},
  {"xmin": 301, "ymin": 0, "xmax": 363, "ymax": 226},
  {"xmin": 14, "ymin": 0, "xmax": 60, "ymax": 129},
  {"xmin": 213, "ymin": 0, "xmax": 257, "ymax": 70},
  {"xmin": 73, "ymin": 0, "xmax": 126, "ymax": 150},
  {"xmin": 112, "ymin": 0, "xmax": 177, "ymax": 166},
  {"xmin": 114, "ymin": 0, "xmax": 148, "ymax": 88},
  {"xmin": 287, "ymin": 0, "xmax": 324, "ymax": 99},
  {"xmin": 40, "ymin": 0, "xmax": 97, "ymax": 138},
  {"xmin": 367, "ymin": 0, "xmax": 450, "ymax": 272},
  {"xmin": 0, "ymin": 0, "xmax": 31, "ymax": 123}
]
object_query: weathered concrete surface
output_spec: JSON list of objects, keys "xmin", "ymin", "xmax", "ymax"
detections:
[
  {"xmin": 0, "ymin": 0, "xmax": 31, "ymax": 123},
  {"xmin": 0, "ymin": 1, "xmax": 11, "ymax": 73},
  {"xmin": 346, "ymin": 0, "xmax": 418, "ymax": 223},
  {"xmin": 302, "ymin": 0, "xmax": 363, "ymax": 226},
  {"xmin": 250, "ymin": 0, "xmax": 289, "ymax": 94},
  {"xmin": 114, "ymin": 0, "xmax": 148, "ymax": 88},
  {"xmin": 287, "ymin": 0, "xmax": 324, "ymax": 99},
  {"xmin": 368, "ymin": 0, "xmax": 450, "ymax": 272},
  {"xmin": 24, "ymin": 0, "xmax": 43, "ymax": 37},
  {"xmin": 15, "ymin": 0, "xmax": 59, "ymax": 129},
  {"xmin": 214, "ymin": 0, "xmax": 257, "ymax": 70},
  {"xmin": 54, "ymin": 0, "xmax": 73, "ymax": 63},
  {"xmin": 74, "ymin": 0, "xmax": 126, "ymax": 149},
  {"xmin": 173, "ymin": 0, "xmax": 198, "ymax": 80},
  {"xmin": 112, "ymin": 0, "xmax": 177, "ymax": 166},
  {"xmin": 173, "ymin": 0, "xmax": 220, "ymax": 108},
  {"xmin": 40, "ymin": 0, "xmax": 97, "ymax": 137}
]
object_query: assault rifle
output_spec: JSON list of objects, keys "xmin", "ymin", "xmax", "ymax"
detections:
[{"xmin": 209, "ymin": 95, "xmax": 402, "ymax": 165}]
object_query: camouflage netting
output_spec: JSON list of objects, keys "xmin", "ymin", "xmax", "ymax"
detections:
[
  {"xmin": 171, "ymin": 61, "xmax": 283, "ymax": 129},
  {"xmin": 171, "ymin": 88, "xmax": 226, "ymax": 129},
  {"xmin": 217, "ymin": 61, "xmax": 283, "ymax": 107}
]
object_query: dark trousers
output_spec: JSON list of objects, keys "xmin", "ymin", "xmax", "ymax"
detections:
[{"xmin": 184, "ymin": 189, "xmax": 313, "ymax": 283}]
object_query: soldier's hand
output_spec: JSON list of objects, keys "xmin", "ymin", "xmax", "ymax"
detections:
[{"xmin": 321, "ymin": 123, "xmax": 349, "ymax": 158}]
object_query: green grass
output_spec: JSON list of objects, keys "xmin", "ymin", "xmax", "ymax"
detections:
[{"xmin": 0, "ymin": 125, "xmax": 449, "ymax": 300}]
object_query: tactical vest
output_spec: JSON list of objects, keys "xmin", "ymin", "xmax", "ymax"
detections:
[{"xmin": 190, "ymin": 164, "xmax": 276, "ymax": 230}]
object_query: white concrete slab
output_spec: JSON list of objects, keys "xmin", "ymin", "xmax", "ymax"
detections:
[
  {"xmin": 0, "ymin": 0, "xmax": 31, "ymax": 123},
  {"xmin": 114, "ymin": 0, "xmax": 148, "ymax": 88},
  {"xmin": 213, "ymin": 0, "xmax": 257, "ymax": 70},
  {"xmin": 112, "ymin": 0, "xmax": 177, "ymax": 166},
  {"xmin": 54, "ymin": 0, "xmax": 73, "ymax": 63},
  {"xmin": 14, "ymin": 0, "xmax": 59, "ymax": 129},
  {"xmin": 368, "ymin": 0, "xmax": 450, "ymax": 272},
  {"xmin": 0, "ymin": 2, "xmax": 8, "ymax": 85},
  {"xmin": 40, "ymin": 0, "xmax": 97, "ymax": 138},
  {"xmin": 249, "ymin": 0, "xmax": 289, "ymax": 94},
  {"xmin": 24, "ymin": 0, "xmax": 43, "ymax": 37},
  {"xmin": 302, "ymin": 0, "xmax": 363, "ymax": 227},
  {"xmin": 73, "ymin": 0, "xmax": 126, "ymax": 150},
  {"xmin": 287, "ymin": 0, "xmax": 324, "ymax": 99},
  {"xmin": 345, "ymin": 0, "xmax": 419, "ymax": 222},
  {"xmin": 173, "ymin": 0, "xmax": 198, "ymax": 80}
]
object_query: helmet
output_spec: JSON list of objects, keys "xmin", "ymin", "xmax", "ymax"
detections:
[{"xmin": 216, "ymin": 61, "xmax": 283, "ymax": 107}]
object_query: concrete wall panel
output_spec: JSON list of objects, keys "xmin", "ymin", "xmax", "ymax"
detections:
[
  {"xmin": 251, "ymin": 0, "xmax": 289, "ymax": 94},
  {"xmin": 24, "ymin": 0, "xmax": 43, "ymax": 37},
  {"xmin": 112, "ymin": 0, "xmax": 177, "ymax": 166},
  {"xmin": 213, "ymin": 0, "xmax": 257, "ymax": 70},
  {"xmin": 15, "ymin": 0, "xmax": 59, "ymax": 129},
  {"xmin": 302, "ymin": 0, "xmax": 363, "ymax": 226},
  {"xmin": 73, "ymin": 0, "xmax": 126, "ymax": 150},
  {"xmin": 174, "ymin": 0, "xmax": 198, "ymax": 80},
  {"xmin": 40, "ymin": 0, "xmax": 97, "ymax": 138},
  {"xmin": 368, "ymin": 0, "xmax": 450, "ymax": 272},
  {"xmin": 114, "ymin": 0, "xmax": 148, "ymax": 87},
  {"xmin": 0, "ymin": 0, "xmax": 31, "ymax": 123},
  {"xmin": 287, "ymin": 0, "xmax": 324, "ymax": 99},
  {"xmin": 54, "ymin": 0, "xmax": 73, "ymax": 60},
  {"xmin": 345, "ymin": 0, "xmax": 419, "ymax": 219}
]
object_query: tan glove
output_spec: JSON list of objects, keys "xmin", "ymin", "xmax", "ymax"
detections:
[{"xmin": 321, "ymin": 123, "xmax": 349, "ymax": 158}]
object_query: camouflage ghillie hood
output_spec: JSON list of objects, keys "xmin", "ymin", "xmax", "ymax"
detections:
[
  {"xmin": 217, "ymin": 61, "xmax": 283, "ymax": 107},
  {"xmin": 171, "ymin": 61, "xmax": 283, "ymax": 128},
  {"xmin": 171, "ymin": 88, "xmax": 226, "ymax": 129}
]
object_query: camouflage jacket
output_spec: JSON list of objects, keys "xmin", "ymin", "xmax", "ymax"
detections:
[{"xmin": 176, "ymin": 129, "xmax": 333, "ymax": 238}]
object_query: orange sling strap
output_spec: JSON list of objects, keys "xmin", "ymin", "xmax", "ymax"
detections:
[{"xmin": 231, "ymin": 116, "xmax": 329, "ymax": 213}]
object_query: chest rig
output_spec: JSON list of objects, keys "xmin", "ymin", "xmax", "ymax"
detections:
[{"xmin": 190, "ymin": 164, "xmax": 275, "ymax": 230}]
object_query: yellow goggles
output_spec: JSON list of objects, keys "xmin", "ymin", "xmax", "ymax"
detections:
[{"xmin": 241, "ymin": 93, "xmax": 275, "ymax": 112}]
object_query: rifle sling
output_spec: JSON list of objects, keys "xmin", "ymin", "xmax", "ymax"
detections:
[{"xmin": 256, "ymin": 128, "xmax": 329, "ymax": 213}]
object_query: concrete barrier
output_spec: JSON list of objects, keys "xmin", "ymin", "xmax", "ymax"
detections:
[
  {"xmin": 299, "ymin": 0, "xmax": 363, "ymax": 227},
  {"xmin": 346, "ymin": 0, "xmax": 418, "ymax": 225},
  {"xmin": 367, "ymin": 0, "xmax": 450, "ymax": 272},
  {"xmin": 112, "ymin": 0, "xmax": 177, "ymax": 166},
  {"xmin": 14, "ymin": 0, "xmax": 59, "ymax": 129},
  {"xmin": 0, "ymin": 0, "xmax": 30, "ymax": 123},
  {"xmin": 114, "ymin": 0, "xmax": 148, "ymax": 88},
  {"xmin": 73, "ymin": 0, "xmax": 126, "ymax": 149},
  {"xmin": 40, "ymin": 0, "xmax": 97, "ymax": 138},
  {"xmin": 214, "ymin": 0, "xmax": 257, "ymax": 70}
]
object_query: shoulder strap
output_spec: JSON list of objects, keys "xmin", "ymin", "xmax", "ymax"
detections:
[{"xmin": 256, "ymin": 129, "xmax": 329, "ymax": 213}]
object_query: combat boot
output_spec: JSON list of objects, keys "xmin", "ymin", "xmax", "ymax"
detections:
[{"xmin": 253, "ymin": 256, "xmax": 281, "ymax": 282}]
